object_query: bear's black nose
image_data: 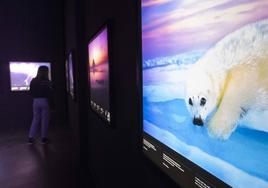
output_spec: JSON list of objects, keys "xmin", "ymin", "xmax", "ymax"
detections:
[{"xmin": 193, "ymin": 117, "xmax": 203, "ymax": 126}]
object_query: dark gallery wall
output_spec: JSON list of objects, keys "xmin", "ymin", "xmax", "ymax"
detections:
[
  {"xmin": 64, "ymin": 1, "xmax": 94, "ymax": 187},
  {"xmin": 0, "ymin": 0, "xmax": 66, "ymax": 131},
  {"xmin": 64, "ymin": 0, "xmax": 89, "ymax": 180},
  {"xmin": 64, "ymin": 0, "xmax": 79, "ymax": 152},
  {"xmin": 64, "ymin": 0, "xmax": 179, "ymax": 187}
]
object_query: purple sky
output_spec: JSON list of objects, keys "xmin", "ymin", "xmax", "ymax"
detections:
[
  {"xmin": 88, "ymin": 27, "xmax": 109, "ymax": 67},
  {"xmin": 142, "ymin": 0, "xmax": 268, "ymax": 60}
]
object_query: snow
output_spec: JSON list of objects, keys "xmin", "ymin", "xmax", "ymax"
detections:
[
  {"xmin": 239, "ymin": 110, "xmax": 268, "ymax": 133},
  {"xmin": 144, "ymin": 120, "xmax": 268, "ymax": 188},
  {"xmin": 142, "ymin": 50, "xmax": 268, "ymax": 188},
  {"xmin": 143, "ymin": 64, "xmax": 189, "ymax": 102}
]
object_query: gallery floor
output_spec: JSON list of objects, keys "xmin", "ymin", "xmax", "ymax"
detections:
[{"xmin": 0, "ymin": 126, "xmax": 91, "ymax": 188}]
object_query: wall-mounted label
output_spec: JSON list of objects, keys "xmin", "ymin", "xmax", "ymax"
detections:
[
  {"xmin": 194, "ymin": 176, "xmax": 215, "ymax": 188},
  {"xmin": 143, "ymin": 138, "xmax": 157, "ymax": 151},
  {"xmin": 163, "ymin": 153, "xmax": 185, "ymax": 173}
]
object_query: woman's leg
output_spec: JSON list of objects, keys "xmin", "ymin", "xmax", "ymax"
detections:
[
  {"xmin": 41, "ymin": 99, "xmax": 50, "ymax": 139},
  {"xmin": 29, "ymin": 99, "xmax": 41, "ymax": 138}
]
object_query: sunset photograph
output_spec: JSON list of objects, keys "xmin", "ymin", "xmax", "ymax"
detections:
[{"xmin": 88, "ymin": 26, "xmax": 110, "ymax": 121}]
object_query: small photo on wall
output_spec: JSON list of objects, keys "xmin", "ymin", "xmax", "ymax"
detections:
[
  {"xmin": 68, "ymin": 51, "xmax": 75, "ymax": 100},
  {"xmin": 65, "ymin": 51, "xmax": 76, "ymax": 101}
]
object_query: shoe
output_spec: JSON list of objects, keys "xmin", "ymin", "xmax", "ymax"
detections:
[
  {"xmin": 28, "ymin": 137, "xmax": 34, "ymax": 145},
  {"xmin": 41, "ymin": 137, "xmax": 49, "ymax": 145}
]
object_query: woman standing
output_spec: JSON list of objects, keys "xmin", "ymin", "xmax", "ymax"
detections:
[{"xmin": 28, "ymin": 65, "xmax": 53, "ymax": 144}]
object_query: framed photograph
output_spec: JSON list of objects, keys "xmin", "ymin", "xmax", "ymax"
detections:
[
  {"xmin": 141, "ymin": 0, "xmax": 268, "ymax": 188},
  {"xmin": 68, "ymin": 51, "xmax": 76, "ymax": 100},
  {"xmin": 9, "ymin": 62, "xmax": 51, "ymax": 91},
  {"xmin": 65, "ymin": 59, "xmax": 69, "ymax": 93},
  {"xmin": 87, "ymin": 23, "xmax": 113, "ymax": 126},
  {"xmin": 65, "ymin": 50, "xmax": 76, "ymax": 101}
]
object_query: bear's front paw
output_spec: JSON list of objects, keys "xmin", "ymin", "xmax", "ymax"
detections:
[{"xmin": 208, "ymin": 114, "xmax": 237, "ymax": 140}]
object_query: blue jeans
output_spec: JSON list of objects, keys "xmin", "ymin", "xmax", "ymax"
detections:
[{"xmin": 29, "ymin": 98, "xmax": 50, "ymax": 138}]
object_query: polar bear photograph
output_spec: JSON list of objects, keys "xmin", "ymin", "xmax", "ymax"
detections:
[
  {"xmin": 185, "ymin": 19, "xmax": 268, "ymax": 140},
  {"xmin": 142, "ymin": 0, "xmax": 268, "ymax": 187}
]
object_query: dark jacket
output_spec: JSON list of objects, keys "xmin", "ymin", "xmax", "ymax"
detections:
[{"xmin": 30, "ymin": 77, "xmax": 54, "ymax": 109}]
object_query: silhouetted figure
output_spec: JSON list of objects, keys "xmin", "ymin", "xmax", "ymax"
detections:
[
  {"xmin": 28, "ymin": 66, "xmax": 53, "ymax": 145},
  {"xmin": 92, "ymin": 59, "xmax": 96, "ymax": 74}
]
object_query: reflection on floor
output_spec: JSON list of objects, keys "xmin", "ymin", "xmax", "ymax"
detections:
[{"xmin": 0, "ymin": 127, "xmax": 81, "ymax": 188}]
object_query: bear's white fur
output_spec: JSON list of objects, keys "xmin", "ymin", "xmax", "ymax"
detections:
[{"xmin": 185, "ymin": 19, "xmax": 268, "ymax": 140}]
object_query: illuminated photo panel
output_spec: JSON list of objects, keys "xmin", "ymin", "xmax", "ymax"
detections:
[
  {"xmin": 88, "ymin": 26, "xmax": 110, "ymax": 123},
  {"xmin": 9, "ymin": 62, "xmax": 51, "ymax": 91},
  {"xmin": 68, "ymin": 52, "xmax": 75, "ymax": 99},
  {"xmin": 142, "ymin": 0, "xmax": 268, "ymax": 187}
]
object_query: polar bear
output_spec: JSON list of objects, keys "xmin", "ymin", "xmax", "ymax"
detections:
[{"xmin": 185, "ymin": 19, "xmax": 268, "ymax": 140}]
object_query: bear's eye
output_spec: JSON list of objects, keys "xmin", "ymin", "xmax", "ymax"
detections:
[
  {"xmin": 189, "ymin": 98, "xmax": 193, "ymax": 106},
  {"xmin": 200, "ymin": 97, "xmax": 206, "ymax": 106}
]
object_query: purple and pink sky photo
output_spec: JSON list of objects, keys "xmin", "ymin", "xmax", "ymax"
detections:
[
  {"xmin": 88, "ymin": 27, "xmax": 109, "ymax": 67},
  {"xmin": 142, "ymin": 0, "xmax": 268, "ymax": 60},
  {"xmin": 87, "ymin": 26, "xmax": 110, "ymax": 114}
]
